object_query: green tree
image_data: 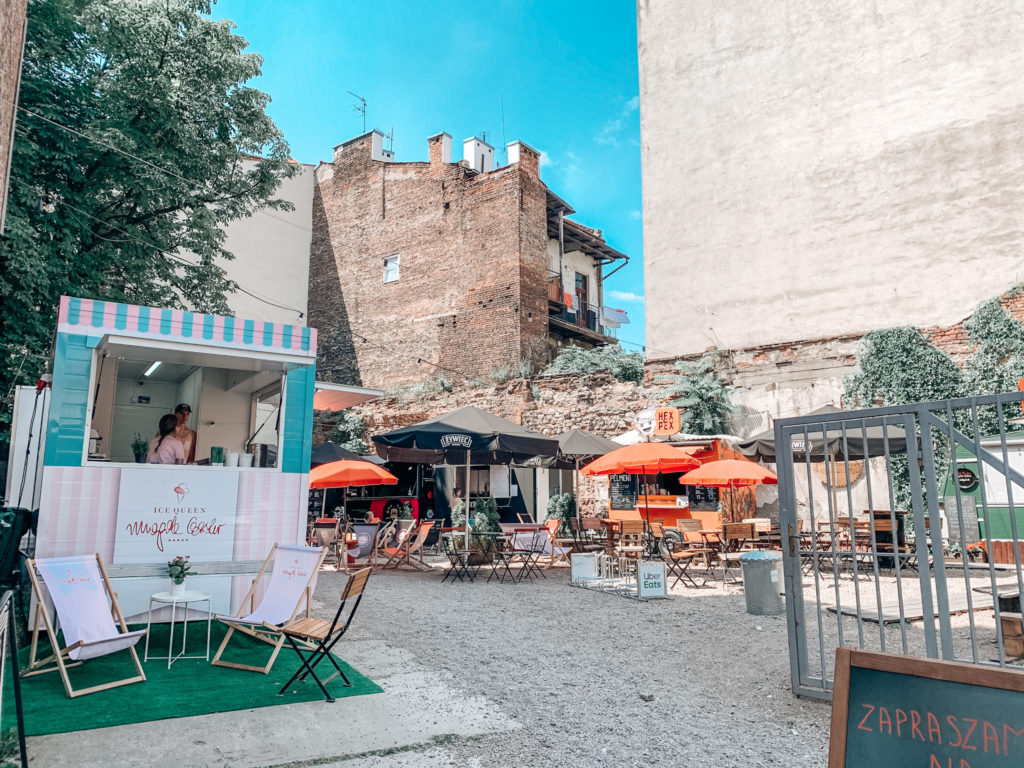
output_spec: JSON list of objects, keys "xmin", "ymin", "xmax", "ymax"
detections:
[
  {"xmin": 331, "ymin": 410, "xmax": 368, "ymax": 455},
  {"xmin": 0, "ymin": 0, "xmax": 295, "ymax": 434},
  {"xmin": 655, "ymin": 352, "xmax": 736, "ymax": 434}
]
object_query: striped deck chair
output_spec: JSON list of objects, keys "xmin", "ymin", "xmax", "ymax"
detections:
[
  {"xmin": 211, "ymin": 543, "xmax": 327, "ymax": 674},
  {"xmin": 24, "ymin": 554, "xmax": 147, "ymax": 698},
  {"xmin": 377, "ymin": 521, "xmax": 433, "ymax": 570}
]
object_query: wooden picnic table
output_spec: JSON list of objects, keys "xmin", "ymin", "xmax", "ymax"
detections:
[{"xmin": 972, "ymin": 585, "xmax": 1022, "ymax": 614}]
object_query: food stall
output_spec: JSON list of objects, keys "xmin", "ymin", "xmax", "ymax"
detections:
[
  {"xmin": 34, "ymin": 296, "xmax": 319, "ymax": 619},
  {"xmin": 606, "ymin": 438, "xmax": 743, "ymax": 522}
]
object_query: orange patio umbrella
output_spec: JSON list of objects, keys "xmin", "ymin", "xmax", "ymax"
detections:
[
  {"xmin": 676, "ymin": 459, "xmax": 778, "ymax": 488},
  {"xmin": 581, "ymin": 442, "xmax": 701, "ymax": 527},
  {"xmin": 309, "ymin": 459, "xmax": 398, "ymax": 521},
  {"xmin": 309, "ymin": 460, "xmax": 399, "ymax": 488},
  {"xmin": 580, "ymin": 442, "xmax": 701, "ymax": 477},
  {"xmin": 678, "ymin": 458, "xmax": 777, "ymax": 524}
]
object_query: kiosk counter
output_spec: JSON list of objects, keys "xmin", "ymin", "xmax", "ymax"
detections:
[{"xmin": 35, "ymin": 296, "xmax": 318, "ymax": 619}]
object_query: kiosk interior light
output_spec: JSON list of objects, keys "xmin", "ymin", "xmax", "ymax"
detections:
[{"xmin": 143, "ymin": 361, "xmax": 162, "ymax": 377}]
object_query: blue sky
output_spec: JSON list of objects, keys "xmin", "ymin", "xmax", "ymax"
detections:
[{"xmin": 209, "ymin": 0, "xmax": 646, "ymax": 351}]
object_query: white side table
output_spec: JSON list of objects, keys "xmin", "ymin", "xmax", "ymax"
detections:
[{"xmin": 144, "ymin": 590, "xmax": 212, "ymax": 669}]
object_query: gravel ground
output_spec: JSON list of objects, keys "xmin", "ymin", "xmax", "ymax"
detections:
[{"xmin": 311, "ymin": 559, "xmax": 832, "ymax": 767}]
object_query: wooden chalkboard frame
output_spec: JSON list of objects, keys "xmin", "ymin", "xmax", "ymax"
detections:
[{"xmin": 828, "ymin": 648, "xmax": 1024, "ymax": 767}]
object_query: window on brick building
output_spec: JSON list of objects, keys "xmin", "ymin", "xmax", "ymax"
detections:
[{"xmin": 383, "ymin": 254, "xmax": 400, "ymax": 283}]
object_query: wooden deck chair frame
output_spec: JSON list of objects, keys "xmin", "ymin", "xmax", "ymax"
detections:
[
  {"xmin": 211, "ymin": 543, "xmax": 328, "ymax": 674},
  {"xmin": 541, "ymin": 518, "xmax": 572, "ymax": 568},
  {"xmin": 377, "ymin": 521, "xmax": 433, "ymax": 570},
  {"xmin": 23, "ymin": 553, "xmax": 146, "ymax": 698}
]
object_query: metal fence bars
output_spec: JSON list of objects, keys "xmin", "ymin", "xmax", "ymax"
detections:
[
  {"xmin": 0, "ymin": 590, "xmax": 29, "ymax": 766},
  {"xmin": 776, "ymin": 392, "xmax": 1024, "ymax": 700}
]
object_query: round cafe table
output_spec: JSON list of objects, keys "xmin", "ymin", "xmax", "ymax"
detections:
[{"xmin": 144, "ymin": 590, "xmax": 212, "ymax": 669}]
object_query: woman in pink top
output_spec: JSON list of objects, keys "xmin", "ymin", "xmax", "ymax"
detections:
[{"xmin": 146, "ymin": 414, "xmax": 185, "ymax": 465}]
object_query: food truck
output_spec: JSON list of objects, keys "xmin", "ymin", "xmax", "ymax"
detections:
[
  {"xmin": 31, "ymin": 295, "xmax": 319, "ymax": 619},
  {"xmin": 606, "ymin": 438, "xmax": 745, "ymax": 523},
  {"xmin": 940, "ymin": 430, "xmax": 1024, "ymax": 563}
]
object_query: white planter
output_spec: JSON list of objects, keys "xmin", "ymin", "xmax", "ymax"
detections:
[{"xmin": 169, "ymin": 579, "xmax": 186, "ymax": 598}]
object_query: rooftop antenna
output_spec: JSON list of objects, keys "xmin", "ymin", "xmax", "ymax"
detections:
[
  {"xmin": 382, "ymin": 126, "xmax": 394, "ymax": 153},
  {"xmin": 348, "ymin": 90, "xmax": 367, "ymax": 132},
  {"xmin": 481, "ymin": 131, "xmax": 487, "ymax": 145}
]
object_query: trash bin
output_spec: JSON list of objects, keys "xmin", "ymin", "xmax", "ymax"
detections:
[{"xmin": 739, "ymin": 550, "xmax": 784, "ymax": 616}]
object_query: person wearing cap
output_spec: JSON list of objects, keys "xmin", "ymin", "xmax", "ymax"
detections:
[{"xmin": 173, "ymin": 403, "xmax": 197, "ymax": 464}]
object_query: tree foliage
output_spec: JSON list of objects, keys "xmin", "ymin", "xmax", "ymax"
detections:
[
  {"xmin": 0, "ymin": 0, "xmax": 295, "ymax": 432},
  {"xmin": 655, "ymin": 353, "xmax": 736, "ymax": 435},
  {"xmin": 330, "ymin": 410, "xmax": 368, "ymax": 455},
  {"xmin": 542, "ymin": 344, "xmax": 644, "ymax": 385}
]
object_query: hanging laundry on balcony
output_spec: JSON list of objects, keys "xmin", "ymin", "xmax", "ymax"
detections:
[
  {"xmin": 564, "ymin": 292, "xmax": 578, "ymax": 312},
  {"xmin": 601, "ymin": 307, "xmax": 630, "ymax": 327}
]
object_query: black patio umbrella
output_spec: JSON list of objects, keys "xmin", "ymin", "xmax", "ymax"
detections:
[
  {"xmin": 736, "ymin": 405, "xmax": 909, "ymax": 463},
  {"xmin": 310, "ymin": 441, "xmax": 368, "ymax": 467},
  {"xmin": 549, "ymin": 428, "xmax": 622, "ymax": 470},
  {"xmin": 372, "ymin": 405, "xmax": 560, "ymax": 465},
  {"xmin": 373, "ymin": 406, "xmax": 560, "ymax": 543}
]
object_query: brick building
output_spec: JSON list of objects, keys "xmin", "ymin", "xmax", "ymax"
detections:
[{"xmin": 308, "ymin": 130, "xmax": 628, "ymax": 390}]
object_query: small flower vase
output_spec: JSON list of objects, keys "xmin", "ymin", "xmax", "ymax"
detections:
[{"xmin": 169, "ymin": 579, "xmax": 186, "ymax": 598}]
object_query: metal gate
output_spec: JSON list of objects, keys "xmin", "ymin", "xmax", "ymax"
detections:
[{"xmin": 776, "ymin": 393, "xmax": 1024, "ymax": 699}]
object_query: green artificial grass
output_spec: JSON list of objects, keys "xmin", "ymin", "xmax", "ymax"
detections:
[{"xmin": 2, "ymin": 621, "xmax": 382, "ymax": 736}]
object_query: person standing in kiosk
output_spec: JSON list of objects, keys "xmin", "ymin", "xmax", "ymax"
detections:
[
  {"xmin": 172, "ymin": 403, "xmax": 197, "ymax": 464},
  {"xmin": 147, "ymin": 414, "xmax": 185, "ymax": 465}
]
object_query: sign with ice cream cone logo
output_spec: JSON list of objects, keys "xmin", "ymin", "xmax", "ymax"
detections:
[{"xmin": 114, "ymin": 467, "xmax": 239, "ymax": 563}]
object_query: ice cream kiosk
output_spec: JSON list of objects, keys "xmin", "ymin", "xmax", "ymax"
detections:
[{"xmin": 34, "ymin": 296, "xmax": 317, "ymax": 619}]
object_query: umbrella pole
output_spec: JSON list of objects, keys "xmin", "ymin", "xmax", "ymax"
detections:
[{"xmin": 465, "ymin": 453, "xmax": 472, "ymax": 550}]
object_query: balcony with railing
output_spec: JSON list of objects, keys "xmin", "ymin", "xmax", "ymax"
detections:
[{"xmin": 546, "ymin": 271, "xmax": 617, "ymax": 342}]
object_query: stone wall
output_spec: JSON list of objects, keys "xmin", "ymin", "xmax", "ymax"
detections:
[{"xmin": 317, "ymin": 371, "xmax": 655, "ymax": 519}]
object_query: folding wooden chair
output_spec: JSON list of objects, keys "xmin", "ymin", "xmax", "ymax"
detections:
[
  {"xmin": 568, "ymin": 518, "xmax": 604, "ymax": 552},
  {"xmin": 312, "ymin": 518, "xmax": 342, "ymax": 564},
  {"xmin": 278, "ymin": 567, "xmax": 371, "ymax": 702},
  {"xmin": 23, "ymin": 554, "xmax": 148, "ymax": 698},
  {"xmin": 542, "ymin": 518, "xmax": 573, "ymax": 567},
  {"xmin": 615, "ymin": 520, "xmax": 646, "ymax": 562},
  {"xmin": 377, "ymin": 521, "xmax": 433, "ymax": 570},
  {"xmin": 211, "ymin": 543, "xmax": 327, "ymax": 674},
  {"xmin": 717, "ymin": 522, "xmax": 756, "ymax": 583}
]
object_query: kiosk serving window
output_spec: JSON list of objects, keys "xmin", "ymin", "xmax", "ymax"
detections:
[{"xmin": 88, "ymin": 337, "xmax": 294, "ymax": 468}]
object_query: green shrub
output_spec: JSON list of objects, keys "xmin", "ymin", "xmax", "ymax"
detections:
[
  {"xmin": 545, "ymin": 492, "xmax": 576, "ymax": 535},
  {"xmin": 542, "ymin": 344, "xmax": 643, "ymax": 384},
  {"xmin": 331, "ymin": 410, "xmax": 369, "ymax": 454}
]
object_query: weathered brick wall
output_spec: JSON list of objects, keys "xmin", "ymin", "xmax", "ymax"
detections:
[
  {"xmin": 0, "ymin": 0, "xmax": 27, "ymax": 232},
  {"xmin": 308, "ymin": 134, "xmax": 552, "ymax": 390}
]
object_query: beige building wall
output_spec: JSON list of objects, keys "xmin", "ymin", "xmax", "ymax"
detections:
[
  {"xmin": 219, "ymin": 161, "xmax": 315, "ymax": 325},
  {"xmin": 638, "ymin": 0, "xmax": 1024, "ymax": 359}
]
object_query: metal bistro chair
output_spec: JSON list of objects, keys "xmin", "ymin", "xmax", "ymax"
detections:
[{"xmin": 440, "ymin": 531, "xmax": 476, "ymax": 584}]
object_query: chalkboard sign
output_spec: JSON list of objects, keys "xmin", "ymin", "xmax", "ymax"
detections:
[
  {"xmin": 829, "ymin": 648, "xmax": 1024, "ymax": 767},
  {"xmin": 308, "ymin": 488, "xmax": 324, "ymax": 516},
  {"xmin": 686, "ymin": 485, "xmax": 719, "ymax": 510},
  {"xmin": 609, "ymin": 474, "xmax": 638, "ymax": 510}
]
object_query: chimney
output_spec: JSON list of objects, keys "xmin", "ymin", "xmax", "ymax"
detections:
[
  {"xmin": 370, "ymin": 130, "xmax": 394, "ymax": 162},
  {"xmin": 427, "ymin": 132, "xmax": 451, "ymax": 166},
  {"xmin": 507, "ymin": 140, "xmax": 540, "ymax": 177},
  {"xmin": 462, "ymin": 136, "xmax": 494, "ymax": 173},
  {"xmin": 334, "ymin": 130, "xmax": 393, "ymax": 164}
]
